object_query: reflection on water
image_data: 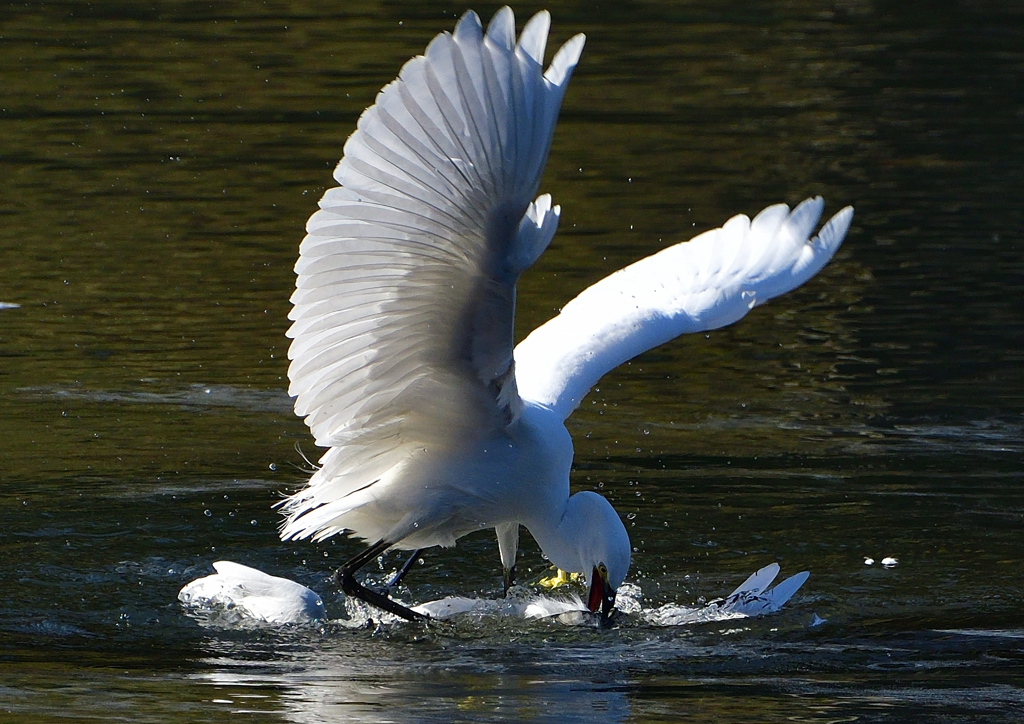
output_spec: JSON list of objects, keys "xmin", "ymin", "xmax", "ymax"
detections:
[
  {"xmin": 2, "ymin": 1, "xmax": 1023, "ymax": 721},
  {"xmin": 195, "ymin": 647, "xmax": 635, "ymax": 723},
  {"xmin": 20, "ymin": 382, "xmax": 293, "ymax": 413}
]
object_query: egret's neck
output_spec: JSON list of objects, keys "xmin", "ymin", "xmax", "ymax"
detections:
[
  {"xmin": 527, "ymin": 491, "xmax": 612, "ymax": 577},
  {"xmin": 509, "ymin": 402, "xmax": 579, "ymax": 571},
  {"xmin": 525, "ymin": 488, "xmax": 631, "ymax": 585},
  {"xmin": 527, "ymin": 496, "xmax": 582, "ymax": 575},
  {"xmin": 510, "ymin": 404, "xmax": 632, "ymax": 584}
]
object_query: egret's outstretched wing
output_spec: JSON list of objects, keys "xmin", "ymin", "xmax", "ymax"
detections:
[
  {"xmin": 282, "ymin": 8, "xmax": 584, "ymax": 541},
  {"xmin": 514, "ymin": 199, "xmax": 853, "ymax": 419}
]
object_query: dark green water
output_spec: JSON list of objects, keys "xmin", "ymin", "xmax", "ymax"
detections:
[{"xmin": 2, "ymin": 1, "xmax": 1023, "ymax": 721}]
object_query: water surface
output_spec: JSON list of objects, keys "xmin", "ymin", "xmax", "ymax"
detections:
[{"xmin": 2, "ymin": 1, "xmax": 1023, "ymax": 721}]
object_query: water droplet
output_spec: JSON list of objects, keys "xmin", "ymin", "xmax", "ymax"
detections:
[
  {"xmin": 251, "ymin": 519, "xmax": 258, "ymax": 526},
  {"xmin": 204, "ymin": 509, "xmax": 212, "ymax": 517},
  {"xmin": 269, "ymin": 463, "xmax": 277, "ymax": 471}
]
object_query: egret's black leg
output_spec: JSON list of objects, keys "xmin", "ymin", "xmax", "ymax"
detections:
[
  {"xmin": 334, "ymin": 539, "xmax": 428, "ymax": 622},
  {"xmin": 503, "ymin": 564, "xmax": 516, "ymax": 596},
  {"xmin": 384, "ymin": 549, "xmax": 423, "ymax": 589}
]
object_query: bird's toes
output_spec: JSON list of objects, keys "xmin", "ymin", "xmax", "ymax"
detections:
[{"xmin": 537, "ymin": 569, "xmax": 582, "ymax": 589}]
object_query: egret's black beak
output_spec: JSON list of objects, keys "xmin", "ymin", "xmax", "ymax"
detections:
[{"xmin": 587, "ymin": 565, "xmax": 616, "ymax": 626}]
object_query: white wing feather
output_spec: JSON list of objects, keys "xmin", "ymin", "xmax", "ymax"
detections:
[
  {"xmin": 282, "ymin": 9, "xmax": 583, "ymax": 541},
  {"xmin": 514, "ymin": 198, "xmax": 853, "ymax": 419}
]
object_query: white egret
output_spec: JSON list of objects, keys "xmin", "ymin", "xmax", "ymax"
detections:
[{"xmin": 280, "ymin": 7, "xmax": 853, "ymax": 623}]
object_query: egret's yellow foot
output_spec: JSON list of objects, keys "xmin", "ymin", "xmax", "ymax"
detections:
[{"xmin": 537, "ymin": 569, "xmax": 582, "ymax": 589}]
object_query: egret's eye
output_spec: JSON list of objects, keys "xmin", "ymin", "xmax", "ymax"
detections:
[{"xmin": 598, "ymin": 563, "xmax": 608, "ymax": 577}]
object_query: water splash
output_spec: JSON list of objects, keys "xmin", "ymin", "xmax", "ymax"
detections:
[{"xmin": 179, "ymin": 561, "xmax": 807, "ymax": 630}]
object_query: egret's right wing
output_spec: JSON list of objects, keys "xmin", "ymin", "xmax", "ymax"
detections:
[
  {"xmin": 514, "ymin": 198, "xmax": 853, "ymax": 420},
  {"xmin": 289, "ymin": 9, "xmax": 582, "ymax": 450},
  {"xmin": 281, "ymin": 9, "xmax": 584, "ymax": 542}
]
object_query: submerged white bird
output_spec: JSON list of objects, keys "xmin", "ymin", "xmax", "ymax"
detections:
[
  {"xmin": 279, "ymin": 7, "xmax": 852, "ymax": 623},
  {"xmin": 179, "ymin": 561, "xmax": 327, "ymax": 625}
]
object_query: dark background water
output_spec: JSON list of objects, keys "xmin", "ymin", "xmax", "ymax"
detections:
[{"xmin": 2, "ymin": 1, "xmax": 1022, "ymax": 721}]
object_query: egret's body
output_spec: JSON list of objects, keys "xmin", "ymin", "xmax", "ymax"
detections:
[{"xmin": 280, "ymin": 7, "xmax": 853, "ymax": 622}]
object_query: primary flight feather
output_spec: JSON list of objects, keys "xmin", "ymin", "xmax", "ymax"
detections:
[{"xmin": 281, "ymin": 7, "xmax": 852, "ymax": 622}]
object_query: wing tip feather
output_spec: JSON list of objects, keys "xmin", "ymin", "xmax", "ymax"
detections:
[
  {"xmin": 518, "ymin": 10, "xmax": 551, "ymax": 64},
  {"xmin": 813, "ymin": 203, "xmax": 854, "ymax": 256},
  {"xmin": 545, "ymin": 33, "xmax": 586, "ymax": 86},
  {"xmin": 454, "ymin": 9, "xmax": 484, "ymax": 40},
  {"xmin": 485, "ymin": 6, "xmax": 515, "ymax": 50}
]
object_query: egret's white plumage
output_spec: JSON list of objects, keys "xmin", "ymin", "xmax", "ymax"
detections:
[{"xmin": 279, "ymin": 7, "xmax": 852, "ymax": 619}]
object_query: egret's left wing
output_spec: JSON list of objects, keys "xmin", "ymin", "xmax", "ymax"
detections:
[{"xmin": 514, "ymin": 198, "xmax": 853, "ymax": 420}]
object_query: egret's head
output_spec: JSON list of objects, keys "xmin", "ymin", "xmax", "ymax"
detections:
[{"xmin": 564, "ymin": 491, "xmax": 631, "ymax": 624}]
